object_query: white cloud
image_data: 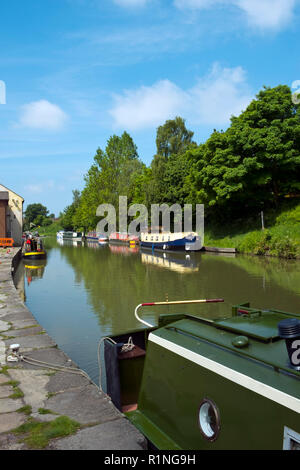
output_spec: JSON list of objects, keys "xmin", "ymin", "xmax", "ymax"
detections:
[
  {"xmin": 189, "ymin": 63, "xmax": 252, "ymax": 125},
  {"xmin": 113, "ymin": 0, "xmax": 149, "ymax": 7},
  {"xmin": 109, "ymin": 64, "xmax": 253, "ymax": 130},
  {"xmin": 236, "ymin": 0, "xmax": 297, "ymax": 29},
  {"xmin": 174, "ymin": 0, "xmax": 297, "ymax": 30},
  {"xmin": 19, "ymin": 100, "xmax": 68, "ymax": 131},
  {"xmin": 110, "ymin": 80, "xmax": 187, "ymax": 130}
]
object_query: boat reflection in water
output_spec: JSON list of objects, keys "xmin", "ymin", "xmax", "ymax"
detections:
[
  {"xmin": 109, "ymin": 244, "xmax": 139, "ymax": 255},
  {"xmin": 23, "ymin": 259, "xmax": 47, "ymax": 287},
  {"xmin": 141, "ymin": 250, "xmax": 199, "ymax": 274},
  {"xmin": 85, "ymin": 239, "xmax": 107, "ymax": 249},
  {"xmin": 57, "ymin": 238, "xmax": 83, "ymax": 247}
]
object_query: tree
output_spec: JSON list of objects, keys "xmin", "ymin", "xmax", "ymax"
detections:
[
  {"xmin": 187, "ymin": 85, "xmax": 300, "ymax": 219},
  {"xmin": 73, "ymin": 132, "xmax": 144, "ymax": 230},
  {"xmin": 61, "ymin": 190, "xmax": 81, "ymax": 231},
  {"xmin": 149, "ymin": 117, "xmax": 196, "ymax": 205},
  {"xmin": 24, "ymin": 203, "xmax": 49, "ymax": 229},
  {"xmin": 155, "ymin": 116, "xmax": 195, "ymax": 159}
]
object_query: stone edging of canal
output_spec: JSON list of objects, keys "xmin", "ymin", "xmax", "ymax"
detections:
[{"xmin": 0, "ymin": 247, "xmax": 146, "ymax": 450}]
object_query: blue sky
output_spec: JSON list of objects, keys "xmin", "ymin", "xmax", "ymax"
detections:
[{"xmin": 0, "ymin": 0, "xmax": 299, "ymax": 215}]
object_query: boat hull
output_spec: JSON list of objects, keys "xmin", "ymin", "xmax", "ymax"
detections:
[
  {"xmin": 23, "ymin": 251, "xmax": 47, "ymax": 260},
  {"xmin": 109, "ymin": 232, "xmax": 139, "ymax": 245},
  {"xmin": 109, "ymin": 239, "xmax": 138, "ymax": 245},
  {"xmin": 57, "ymin": 231, "xmax": 82, "ymax": 241},
  {"xmin": 103, "ymin": 303, "xmax": 300, "ymax": 450},
  {"xmin": 140, "ymin": 236, "xmax": 199, "ymax": 252}
]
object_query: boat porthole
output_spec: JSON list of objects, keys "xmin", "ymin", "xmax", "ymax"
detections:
[{"xmin": 198, "ymin": 399, "xmax": 220, "ymax": 442}]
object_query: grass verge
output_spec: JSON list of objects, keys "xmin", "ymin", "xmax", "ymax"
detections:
[{"xmin": 12, "ymin": 415, "xmax": 80, "ymax": 449}]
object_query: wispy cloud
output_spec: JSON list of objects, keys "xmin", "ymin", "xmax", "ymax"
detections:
[
  {"xmin": 109, "ymin": 63, "xmax": 253, "ymax": 130},
  {"xmin": 113, "ymin": 0, "xmax": 149, "ymax": 6},
  {"xmin": 19, "ymin": 100, "xmax": 68, "ymax": 131},
  {"xmin": 237, "ymin": 0, "xmax": 297, "ymax": 29},
  {"xmin": 24, "ymin": 180, "xmax": 54, "ymax": 194},
  {"xmin": 70, "ymin": 23, "xmax": 189, "ymax": 62},
  {"xmin": 174, "ymin": 0, "xmax": 297, "ymax": 30}
]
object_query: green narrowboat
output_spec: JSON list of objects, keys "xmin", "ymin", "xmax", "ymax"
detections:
[{"xmin": 102, "ymin": 299, "xmax": 300, "ymax": 450}]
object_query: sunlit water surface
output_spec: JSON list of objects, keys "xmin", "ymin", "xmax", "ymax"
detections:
[{"xmin": 14, "ymin": 237, "xmax": 300, "ymax": 384}]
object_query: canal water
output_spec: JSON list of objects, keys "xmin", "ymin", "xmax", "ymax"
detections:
[{"xmin": 14, "ymin": 237, "xmax": 300, "ymax": 385}]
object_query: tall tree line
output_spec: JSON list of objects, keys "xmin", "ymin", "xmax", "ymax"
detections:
[{"xmin": 60, "ymin": 85, "xmax": 300, "ymax": 231}]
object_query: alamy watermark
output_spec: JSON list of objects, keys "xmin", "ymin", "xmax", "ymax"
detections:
[
  {"xmin": 0, "ymin": 80, "xmax": 6, "ymax": 104},
  {"xmin": 292, "ymin": 80, "xmax": 300, "ymax": 105},
  {"xmin": 95, "ymin": 196, "xmax": 204, "ymax": 248}
]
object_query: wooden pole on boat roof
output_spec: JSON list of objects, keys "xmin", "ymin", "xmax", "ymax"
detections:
[
  {"xmin": 135, "ymin": 299, "xmax": 224, "ymax": 328},
  {"xmin": 141, "ymin": 299, "xmax": 224, "ymax": 307}
]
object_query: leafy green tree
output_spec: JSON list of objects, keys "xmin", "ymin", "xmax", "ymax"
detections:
[
  {"xmin": 24, "ymin": 203, "xmax": 49, "ymax": 229},
  {"xmin": 156, "ymin": 116, "xmax": 195, "ymax": 158},
  {"xmin": 187, "ymin": 85, "xmax": 300, "ymax": 219},
  {"xmin": 73, "ymin": 132, "xmax": 144, "ymax": 230},
  {"xmin": 149, "ymin": 117, "xmax": 196, "ymax": 205},
  {"xmin": 61, "ymin": 190, "xmax": 81, "ymax": 231}
]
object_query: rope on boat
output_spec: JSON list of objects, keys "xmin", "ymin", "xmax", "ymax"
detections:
[{"xmin": 97, "ymin": 336, "xmax": 135, "ymax": 392}]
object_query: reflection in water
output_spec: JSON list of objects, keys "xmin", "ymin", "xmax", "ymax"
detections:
[
  {"xmin": 141, "ymin": 250, "xmax": 199, "ymax": 274},
  {"xmin": 24, "ymin": 260, "xmax": 47, "ymax": 286},
  {"xmin": 109, "ymin": 244, "xmax": 139, "ymax": 255},
  {"xmin": 57, "ymin": 238, "xmax": 83, "ymax": 247},
  {"xmin": 14, "ymin": 237, "xmax": 300, "ymax": 384}
]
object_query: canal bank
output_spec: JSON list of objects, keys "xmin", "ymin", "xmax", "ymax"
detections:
[{"xmin": 0, "ymin": 248, "xmax": 146, "ymax": 450}]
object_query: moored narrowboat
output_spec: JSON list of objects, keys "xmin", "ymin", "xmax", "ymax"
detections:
[
  {"xmin": 98, "ymin": 235, "xmax": 108, "ymax": 244},
  {"xmin": 85, "ymin": 231, "xmax": 99, "ymax": 241},
  {"xmin": 140, "ymin": 231, "xmax": 202, "ymax": 251},
  {"xmin": 109, "ymin": 232, "xmax": 139, "ymax": 245},
  {"xmin": 57, "ymin": 231, "xmax": 82, "ymax": 241},
  {"xmin": 102, "ymin": 300, "xmax": 300, "ymax": 450},
  {"xmin": 22, "ymin": 235, "xmax": 47, "ymax": 260}
]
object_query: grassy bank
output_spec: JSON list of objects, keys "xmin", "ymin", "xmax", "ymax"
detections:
[
  {"xmin": 204, "ymin": 203, "xmax": 300, "ymax": 259},
  {"xmin": 37, "ymin": 221, "xmax": 62, "ymax": 236}
]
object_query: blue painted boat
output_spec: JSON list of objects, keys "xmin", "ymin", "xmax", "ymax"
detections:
[{"xmin": 140, "ymin": 232, "xmax": 202, "ymax": 252}]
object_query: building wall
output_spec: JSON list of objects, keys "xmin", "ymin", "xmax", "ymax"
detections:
[
  {"xmin": 0, "ymin": 199, "xmax": 8, "ymax": 238},
  {"xmin": 0, "ymin": 184, "xmax": 24, "ymax": 246}
]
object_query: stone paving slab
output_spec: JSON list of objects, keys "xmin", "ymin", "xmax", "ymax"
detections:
[
  {"xmin": 15, "ymin": 347, "xmax": 77, "ymax": 370},
  {"xmin": 4, "ymin": 326, "xmax": 44, "ymax": 338},
  {"xmin": 0, "ymin": 375, "xmax": 10, "ymax": 385},
  {"xmin": 0, "ymin": 397, "xmax": 24, "ymax": 413},
  {"xmin": 0, "ymin": 320, "xmax": 10, "ymax": 332},
  {"xmin": 0, "ymin": 413, "xmax": 27, "ymax": 434},
  {"xmin": 0, "ymin": 342, "xmax": 6, "ymax": 365},
  {"xmin": 0, "ymin": 432, "xmax": 26, "ymax": 450},
  {"xmin": 8, "ymin": 369, "xmax": 50, "ymax": 413},
  {"xmin": 1, "ymin": 319, "xmax": 38, "ymax": 329},
  {"xmin": 47, "ymin": 370, "xmax": 92, "ymax": 394},
  {"xmin": 0, "ymin": 311, "xmax": 37, "ymax": 324},
  {"xmin": 50, "ymin": 418, "xmax": 146, "ymax": 450},
  {"xmin": 4, "ymin": 333, "xmax": 56, "ymax": 352},
  {"xmin": 0, "ymin": 386, "xmax": 14, "ymax": 398},
  {"xmin": 46, "ymin": 385, "xmax": 121, "ymax": 425}
]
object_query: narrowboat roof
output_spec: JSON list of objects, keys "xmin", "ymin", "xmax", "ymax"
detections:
[{"xmin": 150, "ymin": 306, "xmax": 300, "ymax": 407}]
